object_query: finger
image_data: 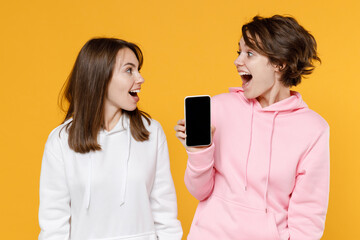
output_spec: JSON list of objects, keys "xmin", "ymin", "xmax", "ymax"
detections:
[
  {"xmin": 175, "ymin": 132, "xmax": 187, "ymax": 139},
  {"xmin": 211, "ymin": 125, "xmax": 216, "ymax": 134},
  {"xmin": 174, "ymin": 125, "xmax": 186, "ymax": 132},
  {"xmin": 211, "ymin": 125, "xmax": 216, "ymax": 140},
  {"xmin": 177, "ymin": 119, "xmax": 185, "ymax": 125}
]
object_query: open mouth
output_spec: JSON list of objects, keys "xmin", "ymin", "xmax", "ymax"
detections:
[
  {"xmin": 239, "ymin": 72, "xmax": 253, "ymax": 86},
  {"xmin": 129, "ymin": 89, "xmax": 140, "ymax": 97}
]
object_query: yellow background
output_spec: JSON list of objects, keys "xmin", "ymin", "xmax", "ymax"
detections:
[{"xmin": 1, "ymin": 0, "xmax": 359, "ymax": 239}]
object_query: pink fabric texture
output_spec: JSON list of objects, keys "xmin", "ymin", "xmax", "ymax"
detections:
[{"xmin": 185, "ymin": 88, "xmax": 330, "ymax": 240}]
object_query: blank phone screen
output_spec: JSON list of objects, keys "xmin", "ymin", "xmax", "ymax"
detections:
[{"xmin": 185, "ymin": 96, "xmax": 211, "ymax": 147}]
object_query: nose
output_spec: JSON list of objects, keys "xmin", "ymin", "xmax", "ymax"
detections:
[
  {"xmin": 135, "ymin": 73, "xmax": 145, "ymax": 84},
  {"xmin": 234, "ymin": 53, "xmax": 245, "ymax": 67}
]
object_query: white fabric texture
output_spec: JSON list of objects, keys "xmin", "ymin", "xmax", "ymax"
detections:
[{"xmin": 38, "ymin": 115, "xmax": 182, "ymax": 240}]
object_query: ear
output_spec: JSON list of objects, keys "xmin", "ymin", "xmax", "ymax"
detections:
[{"xmin": 274, "ymin": 63, "xmax": 286, "ymax": 72}]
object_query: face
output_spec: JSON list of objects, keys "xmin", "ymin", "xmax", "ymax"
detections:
[
  {"xmin": 234, "ymin": 37, "xmax": 280, "ymax": 101},
  {"xmin": 105, "ymin": 48, "xmax": 144, "ymax": 113}
]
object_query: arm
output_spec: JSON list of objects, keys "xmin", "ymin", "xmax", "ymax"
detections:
[
  {"xmin": 176, "ymin": 96, "xmax": 219, "ymax": 201},
  {"xmin": 38, "ymin": 136, "xmax": 71, "ymax": 240},
  {"xmin": 150, "ymin": 126, "xmax": 182, "ymax": 240},
  {"xmin": 184, "ymin": 144, "xmax": 216, "ymax": 201},
  {"xmin": 288, "ymin": 126, "xmax": 330, "ymax": 240},
  {"xmin": 174, "ymin": 117, "xmax": 217, "ymax": 201}
]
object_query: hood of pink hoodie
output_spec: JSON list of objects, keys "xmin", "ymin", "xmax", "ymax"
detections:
[
  {"xmin": 229, "ymin": 87, "xmax": 307, "ymax": 112},
  {"xmin": 229, "ymin": 87, "xmax": 307, "ymax": 212}
]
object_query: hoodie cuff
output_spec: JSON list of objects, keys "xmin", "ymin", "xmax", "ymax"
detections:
[{"xmin": 186, "ymin": 143, "xmax": 215, "ymax": 169}]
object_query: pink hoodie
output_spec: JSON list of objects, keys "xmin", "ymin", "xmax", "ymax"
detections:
[{"xmin": 185, "ymin": 88, "xmax": 329, "ymax": 240}]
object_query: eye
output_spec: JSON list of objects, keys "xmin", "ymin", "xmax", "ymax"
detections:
[
  {"xmin": 247, "ymin": 52, "xmax": 253, "ymax": 57},
  {"xmin": 126, "ymin": 68, "xmax": 133, "ymax": 74},
  {"xmin": 237, "ymin": 51, "xmax": 241, "ymax": 55}
]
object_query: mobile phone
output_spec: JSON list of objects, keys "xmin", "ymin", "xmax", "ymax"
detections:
[{"xmin": 184, "ymin": 95, "xmax": 211, "ymax": 147}]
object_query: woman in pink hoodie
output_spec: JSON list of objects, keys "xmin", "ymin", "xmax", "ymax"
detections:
[{"xmin": 175, "ymin": 15, "xmax": 329, "ymax": 240}]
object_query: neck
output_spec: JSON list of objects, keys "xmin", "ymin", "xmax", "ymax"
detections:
[
  {"xmin": 257, "ymin": 81, "xmax": 290, "ymax": 108},
  {"xmin": 103, "ymin": 105, "xmax": 122, "ymax": 131}
]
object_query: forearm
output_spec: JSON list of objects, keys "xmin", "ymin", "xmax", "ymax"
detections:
[{"xmin": 184, "ymin": 144, "xmax": 216, "ymax": 201}]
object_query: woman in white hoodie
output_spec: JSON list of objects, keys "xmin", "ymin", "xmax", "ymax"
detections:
[{"xmin": 38, "ymin": 38, "xmax": 182, "ymax": 240}]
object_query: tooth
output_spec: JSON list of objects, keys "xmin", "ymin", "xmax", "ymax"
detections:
[{"xmin": 239, "ymin": 72, "xmax": 251, "ymax": 76}]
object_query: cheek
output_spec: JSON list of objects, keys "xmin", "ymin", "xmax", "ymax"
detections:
[
  {"xmin": 107, "ymin": 82, "xmax": 129, "ymax": 101},
  {"xmin": 110, "ymin": 78, "xmax": 129, "ymax": 93},
  {"xmin": 253, "ymin": 64, "xmax": 275, "ymax": 81}
]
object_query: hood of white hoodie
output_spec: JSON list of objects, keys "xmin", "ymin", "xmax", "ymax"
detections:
[{"xmin": 84, "ymin": 114, "xmax": 131, "ymax": 209}]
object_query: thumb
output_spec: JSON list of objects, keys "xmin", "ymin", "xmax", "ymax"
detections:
[{"xmin": 211, "ymin": 125, "xmax": 216, "ymax": 138}]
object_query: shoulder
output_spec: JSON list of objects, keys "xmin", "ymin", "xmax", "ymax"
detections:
[
  {"xmin": 212, "ymin": 88, "xmax": 249, "ymax": 107},
  {"xmin": 141, "ymin": 116, "xmax": 162, "ymax": 132},
  {"xmin": 290, "ymin": 108, "xmax": 330, "ymax": 148},
  {"xmin": 44, "ymin": 120, "xmax": 71, "ymax": 153},
  {"xmin": 299, "ymin": 108, "xmax": 329, "ymax": 132},
  {"xmin": 210, "ymin": 90, "xmax": 250, "ymax": 121},
  {"xmin": 141, "ymin": 116, "xmax": 165, "ymax": 136},
  {"xmin": 140, "ymin": 117, "xmax": 168, "ymax": 146}
]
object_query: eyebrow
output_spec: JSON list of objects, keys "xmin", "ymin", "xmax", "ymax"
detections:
[{"xmin": 123, "ymin": 62, "xmax": 137, "ymax": 68}]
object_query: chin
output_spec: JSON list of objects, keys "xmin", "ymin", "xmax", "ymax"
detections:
[
  {"xmin": 123, "ymin": 105, "xmax": 137, "ymax": 112},
  {"xmin": 243, "ymin": 91, "xmax": 255, "ymax": 100}
]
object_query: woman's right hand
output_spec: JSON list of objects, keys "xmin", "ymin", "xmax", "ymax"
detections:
[{"xmin": 174, "ymin": 119, "xmax": 215, "ymax": 153}]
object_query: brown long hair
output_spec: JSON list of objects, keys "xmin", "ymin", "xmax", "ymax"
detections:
[
  {"xmin": 242, "ymin": 15, "xmax": 321, "ymax": 87},
  {"xmin": 59, "ymin": 38, "xmax": 151, "ymax": 153}
]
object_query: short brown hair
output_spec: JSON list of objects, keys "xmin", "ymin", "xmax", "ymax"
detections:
[
  {"xmin": 60, "ymin": 38, "xmax": 151, "ymax": 153},
  {"xmin": 242, "ymin": 15, "xmax": 321, "ymax": 87}
]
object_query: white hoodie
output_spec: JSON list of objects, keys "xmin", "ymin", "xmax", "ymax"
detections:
[{"xmin": 38, "ymin": 115, "xmax": 182, "ymax": 240}]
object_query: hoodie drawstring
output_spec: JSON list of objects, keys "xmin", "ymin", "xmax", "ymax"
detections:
[
  {"xmin": 264, "ymin": 111, "xmax": 279, "ymax": 213},
  {"xmin": 84, "ymin": 116, "xmax": 131, "ymax": 209},
  {"xmin": 244, "ymin": 100, "xmax": 254, "ymax": 191},
  {"xmin": 85, "ymin": 154, "xmax": 93, "ymax": 209},
  {"xmin": 119, "ymin": 126, "xmax": 131, "ymax": 206}
]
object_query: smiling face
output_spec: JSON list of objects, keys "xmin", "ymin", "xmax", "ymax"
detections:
[
  {"xmin": 105, "ymin": 47, "xmax": 144, "ymax": 115},
  {"xmin": 234, "ymin": 37, "xmax": 281, "ymax": 101}
]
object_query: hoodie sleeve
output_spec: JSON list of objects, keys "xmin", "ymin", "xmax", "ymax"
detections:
[
  {"xmin": 150, "ymin": 124, "xmax": 183, "ymax": 240},
  {"xmin": 184, "ymin": 94, "xmax": 219, "ymax": 202},
  {"xmin": 288, "ymin": 125, "xmax": 330, "ymax": 240},
  {"xmin": 38, "ymin": 133, "xmax": 71, "ymax": 240},
  {"xmin": 184, "ymin": 144, "xmax": 216, "ymax": 201}
]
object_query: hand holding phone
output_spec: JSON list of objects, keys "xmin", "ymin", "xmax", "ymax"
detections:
[{"xmin": 184, "ymin": 95, "xmax": 211, "ymax": 147}]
